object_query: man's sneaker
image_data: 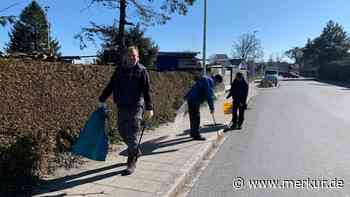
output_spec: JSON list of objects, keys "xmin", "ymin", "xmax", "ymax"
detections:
[
  {"xmin": 237, "ymin": 125, "xmax": 242, "ymax": 130},
  {"xmin": 192, "ymin": 135, "xmax": 206, "ymax": 141}
]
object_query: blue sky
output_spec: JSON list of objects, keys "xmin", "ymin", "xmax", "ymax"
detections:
[{"xmin": 1, "ymin": 0, "xmax": 350, "ymax": 61}]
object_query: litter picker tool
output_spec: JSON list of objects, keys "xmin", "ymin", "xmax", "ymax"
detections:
[
  {"xmin": 211, "ymin": 113, "xmax": 217, "ymax": 126},
  {"xmin": 136, "ymin": 120, "xmax": 147, "ymax": 159},
  {"xmin": 211, "ymin": 113, "xmax": 224, "ymax": 140}
]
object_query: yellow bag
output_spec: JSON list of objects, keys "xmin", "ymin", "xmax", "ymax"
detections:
[{"xmin": 223, "ymin": 100, "xmax": 233, "ymax": 114}]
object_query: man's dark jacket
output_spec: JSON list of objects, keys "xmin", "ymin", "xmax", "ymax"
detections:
[
  {"xmin": 99, "ymin": 63, "xmax": 153, "ymax": 110},
  {"xmin": 226, "ymin": 79, "xmax": 248, "ymax": 105}
]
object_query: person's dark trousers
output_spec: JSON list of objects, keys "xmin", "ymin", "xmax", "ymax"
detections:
[
  {"xmin": 188, "ymin": 101, "xmax": 201, "ymax": 137},
  {"xmin": 117, "ymin": 105, "xmax": 144, "ymax": 157},
  {"xmin": 232, "ymin": 104, "xmax": 246, "ymax": 127}
]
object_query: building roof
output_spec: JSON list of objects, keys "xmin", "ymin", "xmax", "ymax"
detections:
[
  {"xmin": 230, "ymin": 58, "xmax": 243, "ymax": 65},
  {"xmin": 210, "ymin": 54, "xmax": 229, "ymax": 60},
  {"xmin": 59, "ymin": 55, "xmax": 97, "ymax": 60},
  {"xmin": 157, "ymin": 51, "xmax": 199, "ymax": 58}
]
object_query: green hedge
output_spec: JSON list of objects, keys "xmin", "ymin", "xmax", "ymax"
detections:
[
  {"xmin": 0, "ymin": 59, "xmax": 198, "ymax": 195},
  {"xmin": 319, "ymin": 59, "xmax": 350, "ymax": 82}
]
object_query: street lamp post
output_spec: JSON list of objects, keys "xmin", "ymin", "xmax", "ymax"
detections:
[{"xmin": 202, "ymin": 0, "xmax": 207, "ymax": 76}]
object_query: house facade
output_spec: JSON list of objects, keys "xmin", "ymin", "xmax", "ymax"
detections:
[{"xmin": 156, "ymin": 51, "xmax": 200, "ymax": 71}]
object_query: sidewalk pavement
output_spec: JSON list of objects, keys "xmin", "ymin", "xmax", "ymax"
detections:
[{"xmin": 33, "ymin": 83, "xmax": 257, "ymax": 197}]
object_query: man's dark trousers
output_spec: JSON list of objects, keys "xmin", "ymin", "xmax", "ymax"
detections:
[
  {"xmin": 232, "ymin": 104, "xmax": 246, "ymax": 127},
  {"xmin": 188, "ymin": 102, "xmax": 201, "ymax": 137},
  {"xmin": 117, "ymin": 105, "xmax": 143, "ymax": 157}
]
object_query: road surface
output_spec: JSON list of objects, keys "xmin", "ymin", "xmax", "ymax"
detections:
[{"xmin": 187, "ymin": 80, "xmax": 350, "ymax": 197}]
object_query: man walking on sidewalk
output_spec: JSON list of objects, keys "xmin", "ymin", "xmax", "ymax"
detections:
[
  {"xmin": 185, "ymin": 74, "xmax": 223, "ymax": 140},
  {"xmin": 226, "ymin": 72, "xmax": 248, "ymax": 130},
  {"xmin": 98, "ymin": 46, "xmax": 153, "ymax": 175}
]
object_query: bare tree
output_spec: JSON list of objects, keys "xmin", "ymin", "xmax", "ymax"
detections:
[
  {"xmin": 285, "ymin": 47, "xmax": 304, "ymax": 64},
  {"xmin": 232, "ymin": 32, "xmax": 263, "ymax": 62},
  {"xmin": 273, "ymin": 52, "xmax": 285, "ymax": 63}
]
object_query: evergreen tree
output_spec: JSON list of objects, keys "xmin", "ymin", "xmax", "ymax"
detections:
[
  {"xmin": 298, "ymin": 21, "xmax": 350, "ymax": 78},
  {"xmin": 99, "ymin": 25, "xmax": 158, "ymax": 66},
  {"xmin": 78, "ymin": 23, "xmax": 158, "ymax": 66},
  {"xmin": 303, "ymin": 21, "xmax": 350, "ymax": 66},
  {"xmin": 79, "ymin": 0, "xmax": 195, "ymax": 62},
  {"xmin": 0, "ymin": 16, "xmax": 15, "ymax": 27},
  {"xmin": 315, "ymin": 21, "xmax": 350, "ymax": 63},
  {"xmin": 7, "ymin": 1, "xmax": 60, "ymax": 56}
]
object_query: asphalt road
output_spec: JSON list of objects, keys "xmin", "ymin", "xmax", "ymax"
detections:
[{"xmin": 187, "ymin": 80, "xmax": 350, "ymax": 197}]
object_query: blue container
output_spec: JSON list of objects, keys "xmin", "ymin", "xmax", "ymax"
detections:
[{"xmin": 72, "ymin": 108, "xmax": 109, "ymax": 161}]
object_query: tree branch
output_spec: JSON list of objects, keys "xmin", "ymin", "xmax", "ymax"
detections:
[{"xmin": 0, "ymin": 2, "xmax": 21, "ymax": 13}]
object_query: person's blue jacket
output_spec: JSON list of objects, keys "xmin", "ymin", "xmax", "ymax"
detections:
[{"xmin": 185, "ymin": 76, "xmax": 215, "ymax": 111}]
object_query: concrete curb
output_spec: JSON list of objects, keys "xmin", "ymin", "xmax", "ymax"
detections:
[
  {"xmin": 164, "ymin": 134, "xmax": 225, "ymax": 197},
  {"xmin": 163, "ymin": 82, "xmax": 258, "ymax": 197}
]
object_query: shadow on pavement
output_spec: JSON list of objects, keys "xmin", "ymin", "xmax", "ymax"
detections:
[
  {"xmin": 314, "ymin": 79, "xmax": 350, "ymax": 89},
  {"xmin": 177, "ymin": 124, "xmax": 227, "ymax": 137},
  {"xmin": 34, "ymin": 135, "xmax": 197, "ymax": 196},
  {"xmin": 37, "ymin": 191, "xmax": 105, "ymax": 197},
  {"xmin": 308, "ymin": 82, "xmax": 350, "ymax": 90},
  {"xmin": 32, "ymin": 163, "xmax": 126, "ymax": 196},
  {"xmin": 280, "ymin": 78, "xmax": 315, "ymax": 81},
  {"xmin": 308, "ymin": 82, "xmax": 335, "ymax": 87},
  {"xmin": 119, "ymin": 136, "xmax": 194, "ymax": 157}
]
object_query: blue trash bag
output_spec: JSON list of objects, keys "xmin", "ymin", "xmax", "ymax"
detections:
[{"xmin": 72, "ymin": 107, "xmax": 109, "ymax": 161}]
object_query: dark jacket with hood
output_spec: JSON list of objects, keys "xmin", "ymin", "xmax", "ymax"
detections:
[
  {"xmin": 99, "ymin": 63, "xmax": 153, "ymax": 110},
  {"xmin": 226, "ymin": 78, "xmax": 248, "ymax": 105}
]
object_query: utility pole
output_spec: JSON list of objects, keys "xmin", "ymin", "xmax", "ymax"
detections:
[{"xmin": 202, "ymin": 0, "xmax": 207, "ymax": 76}]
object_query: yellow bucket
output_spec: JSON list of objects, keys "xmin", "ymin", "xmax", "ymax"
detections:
[{"xmin": 223, "ymin": 100, "xmax": 233, "ymax": 114}]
